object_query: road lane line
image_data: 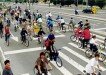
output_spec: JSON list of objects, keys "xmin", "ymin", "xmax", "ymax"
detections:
[
  {"xmin": 21, "ymin": 73, "xmax": 30, "ymax": 75},
  {"xmin": 0, "ymin": 47, "xmax": 6, "ymax": 60},
  {"xmin": 94, "ymin": 34, "xmax": 105, "ymax": 40},
  {"xmin": 94, "ymin": 28, "xmax": 106, "ymax": 30},
  {"xmin": 32, "ymin": 34, "xmax": 65, "ymax": 40},
  {"xmin": 4, "ymin": 48, "xmax": 73, "ymax": 75},
  {"xmin": 59, "ymin": 51, "xmax": 85, "ymax": 73},
  {"xmin": 68, "ymin": 43, "xmax": 106, "ymax": 71},
  {"xmin": 4, "ymin": 47, "xmax": 45, "ymax": 55},
  {"xmin": 51, "ymin": 61, "xmax": 73, "ymax": 75},
  {"xmin": 10, "ymin": 31, "xmax": 18, "ymax": 42}
]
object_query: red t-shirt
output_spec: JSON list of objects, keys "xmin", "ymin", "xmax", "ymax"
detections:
[
  {"xmin": 83, "ymin": 29, "xmax": 91, "ymax": 39},
  {"xmin": 5, "ymin": 27, "xmax": 10, "ymax": 34}
]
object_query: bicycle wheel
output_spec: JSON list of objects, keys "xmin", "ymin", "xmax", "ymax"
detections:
[
  {"xmin": 56, "ymin": 57, "xmax": 63, "ymax": 67},
  {"xmin": 77, "ymin": 40, "xmax": 82, "ymax": 48},
  {"xmin": 62, "ymin": 27, "xmax": 66, "ymax": 33},
  {"xmin": 85, "ymin": 49, "xmax": 93, "ymax": 58},
  {"xmin": 70, "ymin": 35, "xmax": 77, "ymax": 42},
  {"xmin": 99, "ymin": 43, "xmax": 105, "ymax": 50},
  {"xmin": 24, "ymin": 39, "xmax": 29, "ymax": 47},
  {"xmin": 100, "ymin": 53, "xmax": 106, "ymax": 62}
]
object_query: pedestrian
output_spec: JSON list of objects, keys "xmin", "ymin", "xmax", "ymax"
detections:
[{"xmin": 2, "ymin": 60, "xmax": 13, "ymax": 75}]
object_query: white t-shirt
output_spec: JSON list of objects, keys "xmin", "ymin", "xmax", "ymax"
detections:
[
  {"xmin": 85, "ymin": 58, "xmax": 99, "ymax": 74},
  {"xmin": 46, "ymin": 13, "xmax": 52, "ymax": 18},
  {"xmin": 37, "ymin": 18, "xmax": 42, "ymax": 23},
  {"xmin": 60, "ymin": 19, "xmax": 65, "ymax": 23},
  {"xmin": 90, "ymin": 38, "xmax": 98, "ymax": 45}
]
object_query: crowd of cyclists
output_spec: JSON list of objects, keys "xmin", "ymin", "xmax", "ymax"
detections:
[{"xmin": 0, "ymin": 4, "xmax": 106, "ymax": 75}]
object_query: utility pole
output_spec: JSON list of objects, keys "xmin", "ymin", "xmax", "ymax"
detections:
[
  {"xmin": 86, "ymin": 0, "xmax": 88, "ymax": 7},
  {"xmin": 28, "ymin": 0, "xmax": 31, "ymax": 10}
]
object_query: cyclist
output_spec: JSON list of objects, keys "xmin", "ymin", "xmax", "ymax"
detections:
[
  {"xmin": 38, "ymin": 28, "xmax": 46, "ymax": 44},
  {"xmin": 20, "ymin": 28, "xmax": 28, "ymax": 42},
  {"xmin": 4, "ymin": 25, "xmax": 11, "ymax": 46},
  {"xmin": 27, "ymin": 24, "xmax": 33, "ymax": 40},
  {"xmin": 0, "ymin": 21, "xmax": 4, "ymax": 38},
  {"xmin": 75, "ymin": 9, "xmax": 79, "ymax": 15},
  {"xmin": 89, "ymin": 35, "xmax": 98, "ymax": 52},
  {"xmin": 78, "ymin": 20, "xmax": 83, "ymax": 28},
  {"xmin": 85, "ymin": 20, "xmax": 90, "ymax": 29},
  {"xmin": 60, "ymin": 17, "xmax": 65, "ymax": 30},
  {"xmin": 46, "ymin": 12, "xmax": 52, "ymax": 19},
  {"xmin": 33, "ymin": 20, "xmax": 40, "ymax": 37},
  {"xmin": 85, "ymin": 53, "xmax": 102, "ymax": 75},
  {"xmin": 35, "ymin": 52, "xmax": 52, "ymax": 75},
  {"xmin": 2, "ymin": 60, "xmax": 13, "ymax": 75},
  {"xmin": 45, "ymin": 30, "xmax": 55, "ymax": 60},
  {"xmin": 47, "ymin": 17, "xmax": 53, "ymax": 31},
  {"xmin": 69, "ymin": 17, "xmax": 75, "ymax": 31},
  {"xmin": 37, "ymin": 17, "xmax": 43, "ymax": 28},
  {"xmin": 82, "ymin": 26, "xmax": 91, "ymax": 49},
  {"xmin": 56, "ymin": 15, "xmax": 61, "ymax": 26}
]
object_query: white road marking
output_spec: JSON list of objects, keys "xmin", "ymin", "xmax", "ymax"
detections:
[
  {"xmin": 59, "ymin": 51, "xmax": 85, "ymax": 73},
  {"xmin": 94, "ymin": 28, "xmax": 106, "ymax": 30},
  {"xmin": 4, "ymin": 47, "xmax": 45, "ymax": 55},
  {"xmin": 4, "ymin": 47, "xmax": 73, "ymax": 75},
  {"xmin": 68, "ymin": 43, "xmax": 106, "ymax": 71},
  {"xmin": 0, "ymin": 47, "xmax": 6, "ymax": 60},
  {"xmin": 21, "ymin": 72, "xmax": 51, "ymax": 75},
  {"xmin": 51, "ymin": 61, "xmax": 73, "ymax": 75},
  {"xmin": 10, "ymin": 32, "xmax": 18, "ymax": 42},
  {"xmin": 21, "ymin": 73, "xmax": 30, "ymax": 75},
  {"xmin": 32, "ymin": 34, "xmax": 65, "ymax": 40},
  {"xmin": 94, "ymin": 34, "xmax": 105, "ymax": 39}
]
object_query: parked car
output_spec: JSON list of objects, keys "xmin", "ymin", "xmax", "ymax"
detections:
[{"xmin": 82, "ymin": 7, "xmax": 93, "ymax": 14}]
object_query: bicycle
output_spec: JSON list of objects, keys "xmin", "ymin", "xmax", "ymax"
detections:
[
  {"xmin": 38, "ymin": 35, "xmax": 44, "ymax": 48},
  {"xmin": 99, "ymin": 38, "xmax": 106, "ymax": 50},
  {"xmin": 85, "ymin": 45, "xmax": 106, "ymax": 61},
  {"xmin": 70, "ymin": 33, "xmax": 78, "ymax": 42},
  {"xmin": 44, "ymin": 46, "xmax": 62, "ymax": 67},
  {"xmin": 20, "ymin": 35, "xmax": 29, "ymax": 47},
  {"xmin": 33, "ymin": 66, "xmax": 51, "ymax": 75},
  {"xmin": 85, "ymin": 44, "xmax": 98, "ymax": 58}
]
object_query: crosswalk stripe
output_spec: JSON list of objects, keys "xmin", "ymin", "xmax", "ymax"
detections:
[
  {"xmin": 63, "ymin": 46, "xmax": 89, "ymax": 63},
  {"xmin": 32, "ymin": 34, "xmax": 65, "ymax": 40},
  {"xmin": 4, "ymin": 47, "xmax": 45, "ymax": 55},
  {"xmin": 94, "ymin": 34, "xmax": 105, "ymax": 40},
  {"xmin": 59, "ymin": 51, "xmax": 85, "ymax": 73},
  {"xmin": 51, "ymin": 61, "xmax": 73, "ymax": 75},
  {"xmin": 68, "ymin": 43, "xmax": 106, "ymax": 71}
]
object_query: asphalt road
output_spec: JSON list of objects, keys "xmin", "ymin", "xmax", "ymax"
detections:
[{"xmin": 0, "ymin": 3, "xmax": 106, "ymax": 75}]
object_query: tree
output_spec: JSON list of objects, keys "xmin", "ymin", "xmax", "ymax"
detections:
[
  {"xmin": 88, "ymin": 0, "xmax": 96, "ymax": 7},
  {"xmin": 95, "ymin": 0, "xmax": 106, "ymax": 9}
]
